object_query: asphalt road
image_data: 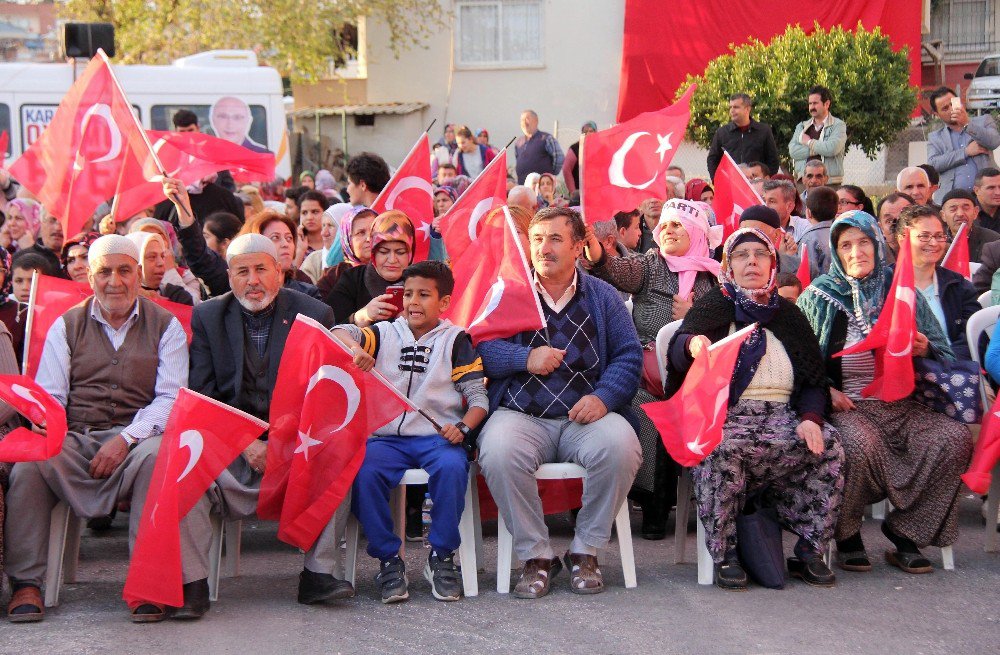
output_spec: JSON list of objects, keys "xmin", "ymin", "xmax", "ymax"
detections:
[{"xmin": 2, "ymin": 493, "xmax": 997, "ymax": 655}]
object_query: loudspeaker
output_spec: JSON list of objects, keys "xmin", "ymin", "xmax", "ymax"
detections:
[{"xmin": 63, "ymin": 23, "xmax": 115, "ymax": 59}]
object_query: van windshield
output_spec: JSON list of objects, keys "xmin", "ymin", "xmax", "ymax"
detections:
[{"xmin": 976, "ymin": 57, "xmax": 1000, "ymax": 78}]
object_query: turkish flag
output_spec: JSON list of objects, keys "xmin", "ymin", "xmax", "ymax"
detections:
[
  {"xmin": 123, "ymin": 388, "xmax": 267, "ymax": 607},
  {"xmin": 580, "ymin": 85, "xmax": 694, "ymax": 224},
  {"xmin": 796, "ymin": 248, "xmax": 811, "ymax": 289},
  {"xmin": 0, "ymin": 375, "xmax": 68, "ymax": 462},
  {"xmin": 942, "ymin": 222, "xmax": 971, "ymax": 280},
  {"xmin": 833, "ymin": 229, "xmax": 917, "ymax": 402},
  {"xmin": 259, "ymin": 315, "xmax": 410, "ymax": 551},
  {"xmin": 712, "ymin": 150, "xmax": 764, "ymax": 240},
  {"xmin": 148, "ymin": 295, "xmax": 193, "ymax": 342},
  {"xmin": 438, "ymin": 150, "xmax": 509, "ymax": 260},
  {"xmin": 371, "ymin": 134, "xmax": 434, "ymax": 263},
  {"xmin": 24, "ymin": 275, "xmax": 93, "ymax": 379},
  {"xmin": 9, "ymin": 50, "xmax": 157, "ymax": 240},
  {"xmin": 112, "ymin": 130, "xmax": 276, "ymax": 222},
  {"xmin": 641, "ymin": 324, "xmax": 756, "ymax": 467},
  {"xmin": 962, "ymin": 395, "xmax": 1000, "ymax": 494},
  {"xmin": 445, "ymin": 205, "xmax": 545, "ymax": 346}
]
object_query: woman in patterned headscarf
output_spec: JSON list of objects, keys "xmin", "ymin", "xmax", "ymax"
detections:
[
  {"xmin": 315, "ymin": 206, "xmax": 377, "ymax": 297},
  {"xmin": 666, "ymin": 226, "xmax": 843, "ymax": 591},
  {"xmin": 327, "ymin": 210, "xmax": 415, "ymax": 325},
  {"xmin": 2, "ymin": 199, "xmax": 41, "ymax": 254},
  {"xmin": 797, "ymin": 210, "xmax": 972, "ymax": 576},
  {"xmin": 60, "ymin": 232, "xmax": 101, "ymax": 285}
]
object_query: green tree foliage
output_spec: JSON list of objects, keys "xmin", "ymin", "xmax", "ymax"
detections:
[
  {"xmin": 680, "ymin": 24, "xmax": 917, "ymax": 162},
  {"xmin": 59, "ymin": 0, "xmax": 444, "ymax": 82}
]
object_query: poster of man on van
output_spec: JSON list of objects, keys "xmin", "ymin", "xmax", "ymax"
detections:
[{"xmin": 208, "ymin": 96, "xmax": 270, "ymax": 154}]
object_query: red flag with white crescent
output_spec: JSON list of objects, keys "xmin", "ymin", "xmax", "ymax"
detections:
[
  {"xmin": 371, "ymin": 134, "xmax": 434, "ymax": 263},
  {"xmin": 259, "ymin": 315, "xmax": 410, "ymax": 551},
  {"xmin": 0, "ymin": 375, "xmax": 67, "ymax": 462},
  {"xmin": 942, "ymin": 222, "xmax": 971, "ymax": 280},
  {"xmin": 833, "ymin": 228, "xmax": 917, "ymax": 402},
  {"xmin": 641, "ymin": 324, "xmax": 756, "ymax": 466},
  {"xmin": 711, "ymin": 150, "xmax": 764, "ymax": 240},
  {"xmin": 580, "ymin": 85, "xmax": 694, "ymax": 224},
  {"xmin": 9, "ymin": 50, "xmax": 158, "ymax": 240},
  {"xmin": 439, "ymin": 149, "xmax": 509, "ymax": 260},
  {"xmin": 445, "ymin": 205, "xmax": 545, "ymax": 346},
  {"xmin": 123, "ymin": 388, "xmax": 267, "ymax": 608}
]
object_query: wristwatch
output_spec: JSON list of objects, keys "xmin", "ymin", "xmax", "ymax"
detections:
[
  {"xmin": 454, "ymin": 421, "xmax": 471, "ymax": 437},
  {"xmin": 120, "ymin": 433, "xmax": 138, "ymax": 449}
]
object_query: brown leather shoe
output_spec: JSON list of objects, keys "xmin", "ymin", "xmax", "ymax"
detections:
[
  {"xmin": 563, "ymin": 551, "xmax": 604, "ymax": 595},
  {"xmin": 8, "ymin": 586, "xmax": 44, "ymax": 623},
  {"xmin": 130, "ymin": 602, "xmax": 167, "ymax": 623},
  {"xmin": 512, "ymin": 557, "xmax": 562, "ymax": 599}
]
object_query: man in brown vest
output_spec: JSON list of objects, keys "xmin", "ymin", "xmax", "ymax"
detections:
[{"xmin": 5, "ymin": 234, "xmax": 191, "ymax": 623}]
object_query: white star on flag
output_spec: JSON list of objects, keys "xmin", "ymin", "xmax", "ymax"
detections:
[
  {"xmin": 294, "ymin": 426, "xmax": 322, "ymax": 461},
  {"xmin": 655, "ymin": 133, "xmax": 673, "ymax": 161},
  {"xmin": 686, "ymin": 434, "xmax": 709, "ymax": 456}
]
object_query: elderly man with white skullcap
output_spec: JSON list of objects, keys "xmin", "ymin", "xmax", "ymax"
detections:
[
  {"xmin": 5, "ymin": 234, "xmax": 190, "ymax": 623},
  {"xmin": 184, "ymin": 233, "xmax": 351, "ymax": 614}
]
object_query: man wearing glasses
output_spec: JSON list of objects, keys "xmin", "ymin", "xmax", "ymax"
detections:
[{"xmin": 801, "ymin": 160, "xmax": 829, "ymax": 203}]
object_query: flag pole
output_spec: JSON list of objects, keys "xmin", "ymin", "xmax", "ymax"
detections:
[
  {"xmin": 424, "ymin": 118, "xmax": 438, "ymax": 135},
  {"xmin": 96, "ymin": 49, "xmax": 194, "ymax": 222},
  {"xmin": 503, "ymin": 136, "xmax": 516, "ymax": 150},
  {"xmin": 21, "ymin": 270, "xmax": 39, "ymax": 375}
]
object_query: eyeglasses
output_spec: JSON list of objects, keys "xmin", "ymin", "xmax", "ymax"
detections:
[
  {"xmin": 730, "ymin": 248, "xmax": 773, "ymax": 263},
  {"xmin": 838, "ymin": 198, "xmax": 862, "ymax": 206},
  {"xmin": 914, "ymin": 232, "xmax": 948, "ymax": 243}
]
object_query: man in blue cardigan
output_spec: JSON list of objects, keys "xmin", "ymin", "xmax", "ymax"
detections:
[{"xmin": 477, "ymin": 207, "xmax": 642, "ymax": 599}]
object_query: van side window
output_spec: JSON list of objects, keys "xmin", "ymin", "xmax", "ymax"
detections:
[
  {"xmin": 151, "ymin": 103, "xmax": 269, "ymax": 152},
  {"xmin": 0, "ymin": 104, "xmax": 9, "ymax": 157}
]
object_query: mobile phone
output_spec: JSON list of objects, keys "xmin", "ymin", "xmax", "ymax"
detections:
[
  {"xmin": 385, "ymin": 285, "xmax": 404, "ymax": 316},
  {"xmin": 951, "ymin": 96, "xmax": 962, "ymax": 111}
]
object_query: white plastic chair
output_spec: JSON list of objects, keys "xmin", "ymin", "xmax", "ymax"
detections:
[
  {"xmin": 978, "ymin": 290, "xmax": 992, "ymax": 309},
  {"xmin": 654, "ymin": 319, "xmax": 683, "ymax": 394},
  {"xmin": 970, "ymin": 262, "xmax": 982, "ymax": 277},
  {"xmin": 495, "ymin": 462, "xmax": 637, "ymax": 593},
  {"xmin": 344, "ymin": 464, "xmax": 481, "ymax": 597},
  {"xmin": 44, "ymin": 502, "xmax": 235, "ymax": 607},
  {"xmin": 967, "ymin": 304, "xmax": 1000, "ymax": 553}
]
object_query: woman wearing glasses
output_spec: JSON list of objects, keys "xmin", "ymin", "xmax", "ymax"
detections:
[
  {"xmin": 836, "ymin": 185, "xmax": 875, "ymax": 216},
  {"xmin": 797, "ymin": 210, "xmax": 972, "ymax": 576}
]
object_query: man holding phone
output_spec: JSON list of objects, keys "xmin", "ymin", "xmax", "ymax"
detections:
[{"xmin": 927, "ymin": 86, "xmax": 1000, "ymax": 198}]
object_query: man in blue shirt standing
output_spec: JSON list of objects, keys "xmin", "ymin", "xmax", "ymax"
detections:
[{"xmin": 927, "ymin": 86, "xmax": 1000, "ymax": 200}]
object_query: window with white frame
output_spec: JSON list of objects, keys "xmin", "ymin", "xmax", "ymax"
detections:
[
  {"xmin": 455, "ymin": 0, "xmax": 543, "ymax": 68},
  {"xmin": 930, "ymin": 0, "xmax": 993, "ymax": 55}
]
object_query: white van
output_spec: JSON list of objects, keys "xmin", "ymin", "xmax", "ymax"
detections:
[{"xmin": 0, "ymin": 49, "xmax": 290, "ymax": 178}]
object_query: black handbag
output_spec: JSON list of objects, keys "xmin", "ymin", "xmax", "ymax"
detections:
[{"xmin": 736, "ymin": 494, "xmax": 785, "ymax": 589}]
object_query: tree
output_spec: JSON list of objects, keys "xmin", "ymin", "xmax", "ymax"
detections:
[
  {"xmin": 58, "ymin": 0, "xmax": 444, "ymax": 82},
  {"xmin": 680, "ymin": 23, "xmax": 917, "ymax": 166}
]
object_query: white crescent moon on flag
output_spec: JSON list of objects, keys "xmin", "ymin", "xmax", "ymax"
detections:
[
  {"xmin": 10, "ymin": 383, "xmax": 45, "ymax": 421},
  {"xmin": 79, "ymin": 103, "xmax": 122, "ymax": 163},
  {"xmin": 177, "ymin": 429, "xmax": 204, "ymax": 482},
  {"xmin": 886, "ymin": 287, "xmax": 917, "ymax": 357},
  {"xmin": 469, "ymin": 275, "xmax": 505, "ymax": 329},
  {"xmin": 608, "ymin": 132, "xmax": 659, "ymax": 190},
  {"xmin": 152, "ymin": 136, "xmax": 192, "ymax": 178},
  {"xmin": 468, "ymin": 197, "xmax": 494, "ymax": 242},
  {"xmin": 307, "ymin": 365, "xmax": 361, "ymax": 433},
  {"xmin": 385, "ymin": 176, "xmax": 433, "ymax": 210}
]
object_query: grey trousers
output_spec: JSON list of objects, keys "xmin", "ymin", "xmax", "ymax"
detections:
[
  {"xmin": 4, "ymin": 428, "xmax": 205, "ymax": 586},
  {"xmin": 183, "ymin": 455, "xmax": 350, "ymax": 580},
  {"xmin": 478, "ymin": 408, "xmax": 641, "ymax": 561}
]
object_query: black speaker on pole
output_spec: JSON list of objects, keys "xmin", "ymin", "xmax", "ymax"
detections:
[{"xmin": 63, "ymin": 23, "xmax": 116, "ymax": 59}]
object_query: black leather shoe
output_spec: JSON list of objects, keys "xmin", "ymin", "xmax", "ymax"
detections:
[
  {"xmin": 171, "ymin": 578, "xmax": 210, "ymax": 620},
  {"xmin": 640, "ymin": 501, "xmax": 668, "ymax": 540},
  {"xmin": 297, "ymin": 568, "xmax": 355, "ymax": 605},
  {"xmin": 788, "ymin": 555, "xmax": 837, "ymax": 587},
  {"xmin": 714, "ymin": 550, "xmax": 748, "ymax": 591}
]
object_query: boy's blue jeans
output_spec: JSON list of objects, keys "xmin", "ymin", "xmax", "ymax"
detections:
[{"xmin": 352, "ymin": 434, "xmax": 469, "ymax": 561}]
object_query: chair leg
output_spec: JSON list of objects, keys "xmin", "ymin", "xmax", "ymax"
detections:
[
  {"xmin": 941, "ymin": 545, "xmax": 955, "ymax": 571},
  {"xmin": 696, "ymin": 517, "xmax": 713, "ymax": 585},
  {"xmin": 221, "ymin": 520, "xmax": 242, "ymax": 578},
  {"xmin": 614, "ymin": 501, "xmax": 637, "ymax": 588},
  {"xmin": 871, "ymin": 499, "xmax": 888, "ymax": 520},
  {"xmin": 391, "ymin": 485, "xmax": 406, "ymax": 559},
  {"xmin": 207, "ymin": 514, "xmax": 223, "ymax": 602},
  {"xmin": 44, "ymin": 503, "xmax": 72, "ymax": 608},
  {"xmin": 985, "ymin": 465, "xmax": 1000, "ymax": 553},
  {"xmin": 344, "ymin": 514, "xmax": 360, "ymax": 588},
  {"xmin": 824, "ymin": 541, "xmax": 834, "ymax": 567},
  {"xmin": 674, "ymin": 469, "xmax": 692, "ymax": 564},
  {"xmin": 495, "ymin": 512, "xmax": 513, "ymax": 594},
  {"xmin": 457, "ymin": 475, "xmax": 479, "ymax": 597},
  {"xmin": 62, "ymin": 514, "xmax": 83, "ymax": 584},
  {"xmin": 470, "ymin": 464, "xmax": 485, "ymax": 572}
]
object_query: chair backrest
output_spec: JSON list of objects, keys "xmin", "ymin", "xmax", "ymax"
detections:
[
  {"xmin": 654, "ymin": 319, "xmax": 683, "ymax": 394},
  {"xmin": 966, "ymin": 304, "xmax": 1000, "ymax": 406},
  {"xmin": 978, "ymin": 290, "xmax": 992, "ymax": 309}
]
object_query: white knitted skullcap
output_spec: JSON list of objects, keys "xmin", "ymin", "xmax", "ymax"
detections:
[
  {"xmin": 89, "ymin": 234, "xmax": 140, "ymax": 264},
  {"xmin": 226, "ymin": 233, "xmax": 278, "ymax": 264}
]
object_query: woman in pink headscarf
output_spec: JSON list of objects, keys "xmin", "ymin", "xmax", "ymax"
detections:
[
  {"xmin": 583, "ymin": 197, "xmax": 722, "ymax": 539},
  {"xmin": 1, "ymin": 199, "xmax": 41, "ymax": 254}
]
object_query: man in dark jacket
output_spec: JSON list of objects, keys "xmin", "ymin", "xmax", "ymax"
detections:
[
  {"xmin": 185, "ymin": 233, "xmax": 354, "ymax": 615},
  {"xmin": 706, "ymin": 93, "xmax": 780, "ymax": 180},
  {"xmin": 941, "ymin": 188, "xmax": 1000, "ymax": 263}
]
